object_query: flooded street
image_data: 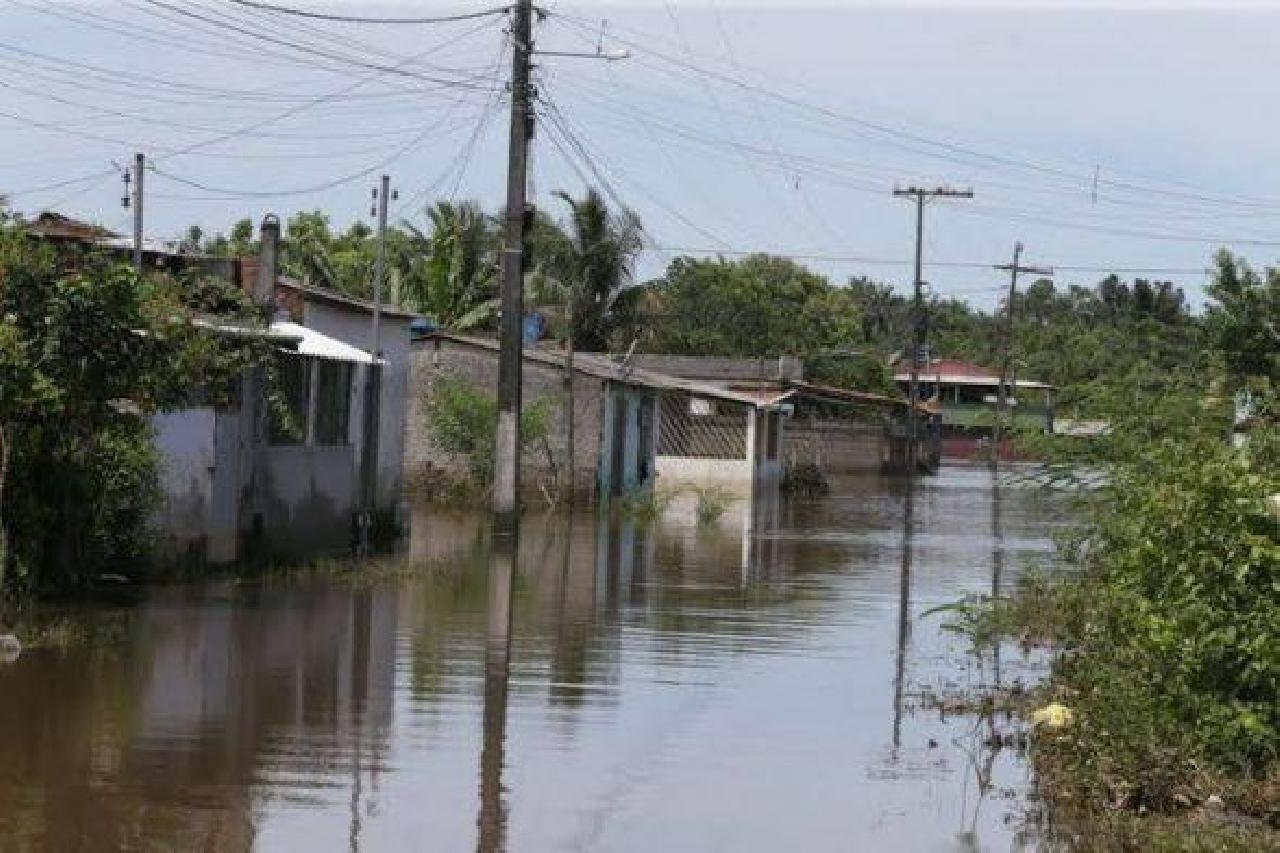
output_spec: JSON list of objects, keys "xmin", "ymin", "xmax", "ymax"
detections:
[{"xmin": 0, "ymin": 464, "xmax": 1071, "ymax": 852}]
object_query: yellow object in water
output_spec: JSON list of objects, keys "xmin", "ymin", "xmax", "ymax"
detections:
[{"xmin": 1032, "ymin": 703, "xmax": 1074, "ymax": 730}]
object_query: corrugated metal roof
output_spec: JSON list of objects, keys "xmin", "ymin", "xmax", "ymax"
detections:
[
  {"xmin": 421, "ymin": 332, "xmax": 772, "ymax": 407},
  {"xmin": 277, "ymin": 277, "xmax": 420, "ymax": 320},
  {"xmin": 893, "ymin": 358, "xmax": 1053, "ymax": 390},
  {"xmin": 270, "ymin": 321, "xmax": 381, "ymax": 364}
]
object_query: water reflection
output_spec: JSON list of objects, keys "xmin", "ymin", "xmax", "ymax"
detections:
[
  {"xmin": 477, "ymin": 533, "xmax": 517, "ymax": 853},
  {"xmin": 0, "ymin": 466, "xmax": 1067, "ymax": 851}
]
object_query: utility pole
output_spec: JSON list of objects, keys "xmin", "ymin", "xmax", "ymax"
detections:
[
  {"xmin": 358, "ymin": 175, "xmax": 395, "ymax": 557},
  {"xmin": 892, "ymin": 185, "xmax": 972, "ymax": 474},
  {"xmin": 991, "ymin": 243, "xmax": 1053, "ymax": 462},
  {"xmin": 369, "ymin": 175, "xmax": 396, "ymax": 358},
  {"xmin": 131, "ymin": 152, "xmax": 145, "ymax": 274},
  {"xmin": 493, "ymin": 0, "xmax": 535, "ymax": 529}
]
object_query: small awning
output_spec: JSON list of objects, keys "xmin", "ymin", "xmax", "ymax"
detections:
[{"xmin": 270, "ymin": 321, "xmax": 382, "ymax": 365}]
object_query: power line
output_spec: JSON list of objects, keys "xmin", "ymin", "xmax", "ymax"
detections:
[
  {"xmin": 549, "ymin": 11, "xmax": 1280, "ymax": 214},
  {"xmin": 226, "ymin": 0, "xmax": 511, "ymax": 25},
  {"xmin": 133, "ymin": 0, "xmax": 495, "ymax": 90},
  {"xmin": 638, "ymin": 245, "xmax": 1211, "ymax": 276}
]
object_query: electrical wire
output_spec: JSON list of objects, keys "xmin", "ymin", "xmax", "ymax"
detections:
[{"xmin": 225, "ymin": 0, "xmax": 511, "ymax": 25}]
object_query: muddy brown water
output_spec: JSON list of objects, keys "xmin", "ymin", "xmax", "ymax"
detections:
[{"xmin": 0, "ymin": 464, "xmax": 1073, "ymax": 852}]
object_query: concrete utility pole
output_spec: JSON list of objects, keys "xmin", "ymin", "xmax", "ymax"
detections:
[
  {"xmin": 370, "ymin": 174, "xmax": 395, "ymax": 358},
  {"xmin": 892, "ymin": 185, "xmax": 973, "ymax": 473},
  {"xmin": 991, "ymin": 243, "xmax": 1053, "ymax": 462},
  {"xmin": 492, "ymin": 0, "xmax": 535, "ymax": 529},
  {"xmin": 132, "ymin": 152, "xmax": 145, "ymax": 274}
]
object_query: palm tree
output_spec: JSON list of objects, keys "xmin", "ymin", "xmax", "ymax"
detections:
[
  {"xmin": 541, "ymin": 189, "xmax": 645, "ymax": 352},
  {"xmin": 400, "ymin": 201, "xmax": 499, "ymax": 332}
]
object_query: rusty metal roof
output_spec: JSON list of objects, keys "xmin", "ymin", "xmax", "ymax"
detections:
[{"xmin": 420, "ymin": 332, "xmax": 775, "ymax": 408}]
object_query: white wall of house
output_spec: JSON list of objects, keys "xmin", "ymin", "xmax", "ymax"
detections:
[
  {"xmin": 302, "ymin": 302, "xmax": 411, "ymax": 512},
  {"xmin": 152, "ymin": 408, "xmax": 218, "ymax": 562}
]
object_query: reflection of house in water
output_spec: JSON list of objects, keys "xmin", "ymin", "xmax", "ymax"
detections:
[{"xmin": 0, "ymin": 583, "xmax": 399, "ymax": 850}]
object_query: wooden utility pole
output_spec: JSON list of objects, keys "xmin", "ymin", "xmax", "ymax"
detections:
[
  {"xmin": 892, "ymin": 185, "xmax": 972, "ymax": 473},
  {"xmin": 991, "ymin": 243, "xmax": 1052, "ymax": 461},
  {"xmin": 132, "ymin": 152, "xmax": 145, "ymax": 274},
  {"xmin": 493, "ymin": 0, "xmax": 535, "ymax": 529}
]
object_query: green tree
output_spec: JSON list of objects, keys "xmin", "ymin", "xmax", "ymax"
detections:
[
  {"xmin": 644, "ymin": 254, "xmax": 863, "ymax": 359},
  {"xmin": 534, "ymin": 189, "xmax": 644, "ymax": 352},
  {"xmin": 0, "ymin": 216, "xmax": 270, "ymax": 597},
  {"xmin": 399, "ymin": 201, "xmax": 499, "ymax": 331}
]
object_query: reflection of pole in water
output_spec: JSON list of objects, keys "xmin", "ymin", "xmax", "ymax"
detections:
[
  {"xmin": 892, "ymin": 480, "xmax": 915, "ymax": 752},
  {"xmin": 477, "ymin": 532, "xmax": 518, "ymax": 853},
  {"xmin": 990, "ymin": 468, "xmax": 1004, "ymax": 686}
]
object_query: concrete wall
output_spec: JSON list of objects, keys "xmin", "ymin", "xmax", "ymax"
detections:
[
  {"xmin": 152, "ymin": 408, "xmax": 217, "ymax": 563},
  {"xmin": 597, "ymin": 384, "xmax": 657, "ymax": 498},
  {"xmin": 258, "ymin": 446, "xmax": 357, "ymax": 558},
  {"xmin": 152, "ymin": 367, "xmax": 360, "ymax": 566},
  {"xmin": 785, "ymin": 419, "xmax": 887, "ymax": 473},
  {"xmin": 302, "ymin": 302, "xmax": 411, "ymax": 511},
  {"xmin": 405, "ymin": 338, "xmax": 608, "ymax": 500}
]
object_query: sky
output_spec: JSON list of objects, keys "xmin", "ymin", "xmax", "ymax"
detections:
[{"xmin": 6, "ymin": 1, "xmax": 1280, "ymax": 309}]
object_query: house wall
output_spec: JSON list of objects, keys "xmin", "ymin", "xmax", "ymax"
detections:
[
  {"xmin": 301, "ymin": 302, "xmax": 412, "ymax": 511},
  {"xmin": 597, "ymin": 384, "xmax": 657, "ymax": 498},
  {"xmin": 404, "ymin": 338, "xmax": 608, "ymax": 500},
  {"xmin": 152, "ymin": 408, "xmax": 217, "ymax": 563},
  {"xmin": 785, "ymin": 418, "xmax": 888, "ymax": 473},
  {"xmin": 153, "ymin": 361, "xmax": 361, "ymax": 566},
  {"xmin": 257, "ymin": 446, "xmax": 357, "ymax": 558}
]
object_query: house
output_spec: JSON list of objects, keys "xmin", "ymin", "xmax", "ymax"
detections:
[
  {"xmin": 25, "ymin": 211, "xmax": 415, "ymax": 561},
  {"xmin": 608, "ymin": 354, "xmax": 932, "ymax": 476},
  {"xmin": 405, "ymin": 333, "xmax": 781, "ymax": 501},
  {"xmin": 893, "ymin": 358, "xmax": 1053, "ymax": 460},
  {"xmin": 261, "ymin": 274, "xmax": 418, "ymax": 515},
  {"xmin": 151, "ymin": 319, "xmax": 380, "ymax": 563}
]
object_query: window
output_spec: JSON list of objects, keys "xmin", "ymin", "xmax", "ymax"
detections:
[
  {"xmin": 269, "ymin": 353, "xmax": 311, "ymax": 445},
  {"xmin": 314, "ymin": 359, "xmax": 353, "ymax": 445}
]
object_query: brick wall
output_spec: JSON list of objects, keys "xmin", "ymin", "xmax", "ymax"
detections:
[
  {"xmin": 785, "ymin": 418, "xmax": 888, "ymax": 473},
  {"xmin": 404, "ymin": 338, "xmax": 607, "ymax": 500}
]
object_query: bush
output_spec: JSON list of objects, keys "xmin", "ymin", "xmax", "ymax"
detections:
[
  {"xmin": 693, "ymin": 485, "xmax": 734, "ymax": 525},
  {"xmin": 424, "ymin": 374, "xmax": 553, "ymax": 488}
]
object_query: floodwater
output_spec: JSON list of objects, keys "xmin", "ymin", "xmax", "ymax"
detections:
[{"xmin": 0, "ymin": 464, "xmax": 1073, "ymax": 852}]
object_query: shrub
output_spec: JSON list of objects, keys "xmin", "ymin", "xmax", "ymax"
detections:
[
  {"xmin": 424, "ymin": 374, "xmax": 553, "ymax": 488},
  {"xmin": 693, "ymin": 485, "xmax": 734, "ymax": 525}
]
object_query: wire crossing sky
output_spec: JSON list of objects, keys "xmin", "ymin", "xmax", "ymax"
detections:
[{"xmin": 4, "ymin": 1, "xmax": 1280, "ymax": 305}]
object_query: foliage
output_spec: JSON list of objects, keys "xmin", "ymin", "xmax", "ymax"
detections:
[
  {"xmin": 693, "ymin": 485, "xmax": 734, "ymax": 526},
  {"xmin": 424, "ymin": 374, "xmax": 553, "ymax": 488},
  {"xmin": 399, "ymin": 201, "xmax": 499, "ymax": 331},
  {"xmin": 0, "ymin": 217, "xmax": 274, "ymax": 597},
  {"xmin": 781, "ymin": 462, "xmax": 831, "ymax": 497},
  {"xmin": 530, "ymin": 190, "xmax": 645, "ymax": 352},
  {"xmin": 617, "ymin": 485, "xmax": 677, "ymax": 524},
  {"xmin": 1206, "ymin": 251, "xmax": 1280, "ymax": 390},
  {"xmin": 641, "ymin": 254, "xmax": 863, "ymax": 361}
]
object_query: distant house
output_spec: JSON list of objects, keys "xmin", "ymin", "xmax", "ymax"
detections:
[
  {"xmin": 615, "ymin": 354, "xmax": 931, "ymax": 476},
  {"xmin": 894, "ymin": 358, "xmax": 1054, "ymax": 456},
  {"xmin": 406, "ymin": 334, "xmax": 784, "ymax": 501}
]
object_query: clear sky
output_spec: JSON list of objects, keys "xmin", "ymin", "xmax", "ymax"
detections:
[{"xmin": 5, "ymin": 1, "xmax": 1280, "ymax": 308}]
